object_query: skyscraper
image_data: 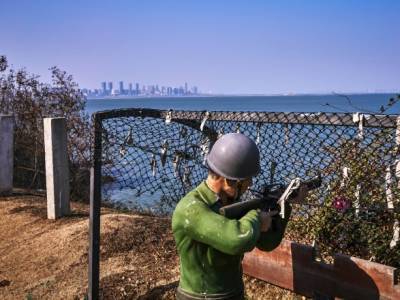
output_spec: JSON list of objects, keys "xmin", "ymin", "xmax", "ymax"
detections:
[
  {"xmin": 129, "ymin": 83, "xmax": 133, "ymax": 95},
  {"xmin": 135, "ymin": 83, "xmax": 140, "ymax": 95},
  {"xmin": 108, "ymin": 82, "xmax": 113, "ymax": 94},
  {"xmin": 167, "ymin": 87, "xmax": 173, "ymax": 96},
  {"xmin": 119, "ymin": 81, "xmax": 124, "ymax": 95},
  {"xmin": 101, "ymin": 82, "xmax": 107, "ymax": 94}
]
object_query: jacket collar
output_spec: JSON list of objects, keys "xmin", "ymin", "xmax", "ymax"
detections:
[{"xmin": 196, "ymin": 181, "xmax": 219, "ymax": 206}]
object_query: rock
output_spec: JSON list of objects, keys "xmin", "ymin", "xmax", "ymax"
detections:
[{"xmin": 0, "ymin": 280, "xmax": 11, "ymax": 287}]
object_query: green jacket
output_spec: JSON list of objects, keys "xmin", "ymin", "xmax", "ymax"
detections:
[{"xmin": 172, "ymin": 181, "xmax": 291, "ymax": 298}]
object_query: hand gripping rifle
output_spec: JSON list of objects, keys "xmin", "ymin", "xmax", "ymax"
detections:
[{"xmin": 219, "ymin": 176, "xmax": 322, "ymax": 220}]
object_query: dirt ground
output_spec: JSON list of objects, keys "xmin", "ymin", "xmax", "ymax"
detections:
[{"xmin": 0, "ymin": 195, "xmax": 304, "ymax": 299}]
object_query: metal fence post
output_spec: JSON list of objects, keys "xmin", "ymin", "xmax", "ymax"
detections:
[
  {"xmin": 88, "ymin": 114, "xmax": 102, "ymax": 300},
  {"xmin": 0, "ymin": 115, "xmax": 14, "ymax": 194}
]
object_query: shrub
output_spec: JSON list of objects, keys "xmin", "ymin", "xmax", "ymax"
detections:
[
  {"xmin": 287, "ymin": 97, "xmax": 400, "ymax": 268},
  {"xmin": 0, "ymin": 55, "xmax": 91, "ymax": 200}
]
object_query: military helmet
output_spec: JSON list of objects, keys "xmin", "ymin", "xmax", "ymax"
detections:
[{"xmin": 206, "ymin": 133, "xmax": 260, "ymax": 180}]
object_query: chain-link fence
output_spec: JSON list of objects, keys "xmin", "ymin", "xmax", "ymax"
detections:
[{"xmin": 91, "ymin": 108, "xmax": 400, "ymax": 269}]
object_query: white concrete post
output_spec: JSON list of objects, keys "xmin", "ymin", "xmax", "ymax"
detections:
[
  {"xmin": 0, "ymin": 115, "xmax": 14, "ymax": 194},
  {"xmin": 390, "ymin": 117, "xmax": 400, "ymax": 248},
  {"xmin": 44, "ymin": 117, "xmax": 70, "ymax": 219}
]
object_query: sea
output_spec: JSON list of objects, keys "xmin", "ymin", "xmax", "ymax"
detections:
[{"xmin": 86, "ymin": 93, "xmax": 400, "ymax": 115}]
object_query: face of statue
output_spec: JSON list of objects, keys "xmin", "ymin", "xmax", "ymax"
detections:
[
  {"xmin": 206, "ymin": 172, "xmax": 253, "ymax": 204},
  {"xmin": 221, "ymin": 177, "xmax": 253, "ymax": 201}
]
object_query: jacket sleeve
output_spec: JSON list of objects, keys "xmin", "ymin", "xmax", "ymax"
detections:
[
  {"xmin": 256, "ymin": 202, "xmax": 292, "ymax": 251},
  {"xmin": 175, "ymin": 198, "xmax": 261, "ymax": 256}
]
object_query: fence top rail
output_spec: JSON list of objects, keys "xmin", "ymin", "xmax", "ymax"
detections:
[{"xmin": 93, "ymin": 108, "xmax": 399, "ymax": 128}]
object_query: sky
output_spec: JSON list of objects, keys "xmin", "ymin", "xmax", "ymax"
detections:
[{"xmin": 1, "ymin": 0, "xmax": 399, "ymax": 94}]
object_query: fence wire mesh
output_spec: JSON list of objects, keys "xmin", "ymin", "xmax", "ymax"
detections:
[{"xmin": 95, "ymin": 108, "xmax": 400, "ymax": 266}]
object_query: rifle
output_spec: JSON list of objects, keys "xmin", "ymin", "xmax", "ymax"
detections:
[{"xmin": 219, "ymin": 176, "xmax": 322, "ymax": 220}]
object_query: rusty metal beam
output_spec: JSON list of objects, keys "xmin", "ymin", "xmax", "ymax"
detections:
[
  {"xmin": 243, "ymin": 240, "xmax": 400, "ymax": 300},
  {"xmin": 94, "ymin": 108, "xmax": 398, "ymax": 128}
]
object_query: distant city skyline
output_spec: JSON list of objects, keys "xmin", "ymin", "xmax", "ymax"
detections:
[
  {"xmin": 1, "ymin": 1, "xmax": 399, "ymax": 94},
  {"xmin": 83, "ymin": 81, "xmax": 200, "ymax": 97}
]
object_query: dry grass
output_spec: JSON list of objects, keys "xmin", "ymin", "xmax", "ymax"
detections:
[{"xmin": 0, "ymin": 195, "xmax": 302, "ymax": 299}]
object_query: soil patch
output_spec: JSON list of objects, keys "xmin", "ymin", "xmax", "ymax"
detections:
[{"xmin": 0, "ymin": 195, "xmax": 303, "ymax": 299}]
